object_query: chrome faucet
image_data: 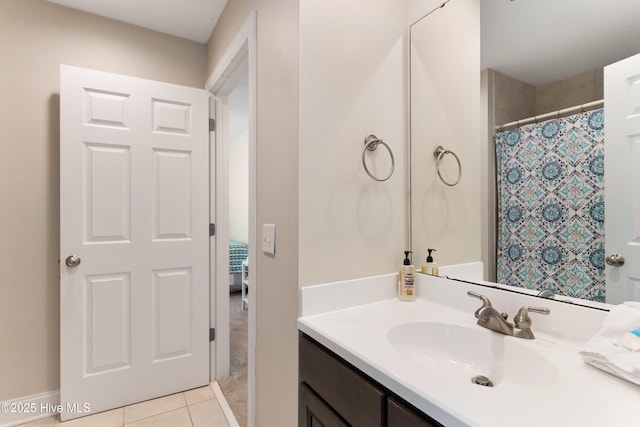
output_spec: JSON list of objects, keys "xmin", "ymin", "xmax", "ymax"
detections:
[
  {"xmin": 467, "ymin": 291, "xmax": 514, "ymax": 336},
  {"xmin": 467, "ymin": 291, "xmax": 549, "ymax": 339}
]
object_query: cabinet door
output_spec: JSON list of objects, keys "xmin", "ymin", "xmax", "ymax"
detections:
[
  {"xmin": 388, "ymin": 397, "xmax": 442, "ymax": 427},
  {"xmin": 299, "ymin": 383, "xmax": 348, "ymax": 427},
  {"xmin": 299, "ymin": 334, "xmax": 385, "ymax": 426}
]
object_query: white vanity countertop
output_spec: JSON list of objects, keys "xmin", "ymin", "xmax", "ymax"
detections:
[{"xmin": 298, "ymin": 274, "xmax": 640, "ymax": 427}]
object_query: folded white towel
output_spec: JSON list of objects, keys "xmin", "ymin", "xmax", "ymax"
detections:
[
  {"xmin": 579, "ymin": 302, "xmax": 640, "ymax": 385},
  {"xmin": 618, "ymin": 331, "xmax": 640, "ymax": 352}
]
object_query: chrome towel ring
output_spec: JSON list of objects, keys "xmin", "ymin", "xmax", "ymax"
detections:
[
  {"xmin": 362, "ymin": 134, "xmax": 395, "ymax": 182},
  {"xmin": 433, "ymin": 145, "xmax": 461, "ymax": 186}
]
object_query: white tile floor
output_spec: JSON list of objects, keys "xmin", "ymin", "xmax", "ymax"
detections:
[{"xmin": 17, "ymin": 385, "xmax": 230, "ymax": 427}]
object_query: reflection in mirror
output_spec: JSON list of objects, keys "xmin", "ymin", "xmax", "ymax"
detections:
[
  {"xmin": 494, "ymin": 107, "xmax": 606, "ymax": 302},
  {"xmin": 410, "ymin": 0, "xmax": 481, "ymax": 282},
  {"xmin": 410, "ymin": 0, "xmax": 640, "ymax": 307}
]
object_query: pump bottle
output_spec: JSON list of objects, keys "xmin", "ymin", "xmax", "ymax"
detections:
[
  {"xmin": 399, "ymin": 251, "xmax": 416, "ymax": 301},
  {"xmin": 421, "ymin": 248, "xmax": 438, "ymax": 275}
]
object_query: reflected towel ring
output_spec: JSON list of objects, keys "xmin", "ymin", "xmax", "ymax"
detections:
[
  {"xmin": 362, "ymin": 134, "xmax": 395, "ymax": 182},
  {"xmin": 433, "ymin": 145, "xmax": 462, "ymax": 186}
]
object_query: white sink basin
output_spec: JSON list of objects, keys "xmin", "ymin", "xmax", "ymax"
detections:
[{"xmin": 387, "ymin": 321, "xmax": 559, "ymax": 389}]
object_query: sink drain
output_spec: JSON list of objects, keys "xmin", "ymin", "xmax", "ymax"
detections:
[{"xmin": 471, "ymin": 375, "xmax": 494, "ymax": 387}]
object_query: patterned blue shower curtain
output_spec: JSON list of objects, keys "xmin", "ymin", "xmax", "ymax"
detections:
[{"xmin": 495, "ymin": 109, "xmax": 605, "ymax": 301}]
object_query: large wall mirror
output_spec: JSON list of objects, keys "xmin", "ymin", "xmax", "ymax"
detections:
[{"xmin": 410, "ymin": 0, "xmax": 640, "ymax": 307}]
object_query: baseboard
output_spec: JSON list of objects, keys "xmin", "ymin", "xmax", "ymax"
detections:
[
  {"xmin": 0, "ymin": 390, "xmax": 60, "ymax": 427},
  {"xmin": 211, "ymin": 382, "xmax": 239, "ymax": 427}
]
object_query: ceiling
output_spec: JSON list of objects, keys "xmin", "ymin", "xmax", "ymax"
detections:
[
  {"xmin": 46, "ymin": 0, "xmax": 228, "ymax": 43},
  {"xmin": 482, "ymin": 0, "xmax": 640, "ymax": 86}
]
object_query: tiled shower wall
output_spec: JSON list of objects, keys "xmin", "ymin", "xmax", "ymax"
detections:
[
  {"xmin": 492, "ymin": 69, "xmax": 604, "ymax": 126},
  {"xmin": 536, "ymin": 69, "xmax": 604, "ymax": 115},
  {"xmin": 493, "ymin": 70, "xmax": 536, "ymax": 126}
]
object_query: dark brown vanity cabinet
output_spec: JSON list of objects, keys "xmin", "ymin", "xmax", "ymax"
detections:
[{"xmin": 299, "ymin": 333, "xmax": 442, "ymax": 427}]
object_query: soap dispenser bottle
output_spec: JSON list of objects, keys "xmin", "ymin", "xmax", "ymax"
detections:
[
  {"xmin": 422, "ymin": 249, "xmax": 438, "ymax": 275},
  {"xmin": 399, "ymin": 251, "xmax": 416, "ymax": 301}
]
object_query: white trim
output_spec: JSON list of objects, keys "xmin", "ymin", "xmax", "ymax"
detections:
[
  {"xmin": 205, "ymin": 10, "xmax": 257, "ymax": 427},
  {"xmin": 210, "ymin": 382, "xmax": 240, "ymax": 427},
  {"xmin": 209, "ymin": 95, "xmax": 219, "ymax": 382},
  {"xmin": 205, "ymin": 11, "xmax": 255, "ymax": 93},
  {"xmin": 0, "ymin": 390, "xmax": 60, "ymax": 427},
  {"xmin": 213, "ymin": 93, "xmax": 232, "ymax": 380}
]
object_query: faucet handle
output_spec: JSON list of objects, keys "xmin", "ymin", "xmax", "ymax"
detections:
[
  {"xmin": 514, "ymin": 306, "xmax": 550, "ymax": 329},
  {"xmin": 467, "ymin": 291, "xmax": 492, "ymax": 307},
  {"xmin": 537, "ymin": 289, "xmax": 555, "ymax": 299},
  {"xmin": 467, "ymin": 291, "xmax": 492, "ymax": 319}
]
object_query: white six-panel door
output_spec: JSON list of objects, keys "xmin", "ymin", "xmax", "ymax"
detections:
[
  {"xmin": 60, "ymin": 65, "xmax": 210, "ymax": 420},
  {"xmin": 604, "ymin": 53, "xmax": 640, "ymax": 303}
]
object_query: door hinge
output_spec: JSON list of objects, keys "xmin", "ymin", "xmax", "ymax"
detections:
[
  {"xmin": 209, "ymin": 223, "xmax": 215, "ymax": 236},
  {"xmin": 210, "ymin": 328, "xmax": 216, "ymax": 342},
  {"xmin": 209, "ymin": 118, "xmax": 216, "ymax": 132}
]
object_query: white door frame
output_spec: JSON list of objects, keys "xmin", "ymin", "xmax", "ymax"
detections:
[{"xmin": 206, "ymin": 10, "xmax": 257, "ymax": 427}]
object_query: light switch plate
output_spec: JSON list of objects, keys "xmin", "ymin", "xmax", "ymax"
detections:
[{"xmin": 262, "ymin": 224, "xmax": 276, "ymax": 255}]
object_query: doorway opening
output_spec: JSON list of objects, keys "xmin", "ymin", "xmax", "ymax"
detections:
[
  {"xmin": 207, "ymin": 10, "xmax": 257, "ymax": 427},
  {"xmin": 218, "ymin": 73, "xmax": 249, "ymax": 425}
]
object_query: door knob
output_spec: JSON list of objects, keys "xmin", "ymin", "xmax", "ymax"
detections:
[
  {"xmin": 605, "ymin": 253, "xmax": 625, "ymax": 267},
  {"xmin": 65, "ymin": 255, "xmax": 81, "ymax": 268}
]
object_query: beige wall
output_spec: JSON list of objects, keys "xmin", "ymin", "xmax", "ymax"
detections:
[
  {"xmin": 0, "ymin": 0, "xmax": 206, "ymax": 401},
  {"xmin": 408, "ymin": 0, "xmax": 449, "ymax": 24},
  {"xmin": 207, "ymin": 1, "xmax": 300, "ymax": 425},
  {"xmin": 229, "ymin": 130, "xmax": 249, "ymax": 243},
  {"xmin": 299, "ymin": 0, "xmax": 408, "ymax": 286}
]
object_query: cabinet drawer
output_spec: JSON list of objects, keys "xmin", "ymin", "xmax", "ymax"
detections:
[
  {"xmin": 299, "ymin": 334, "xmax": 384, "ymax": 427},
  {"xmin": 388, "ymin": 397, "xmax": 442, "ymax": 427}
]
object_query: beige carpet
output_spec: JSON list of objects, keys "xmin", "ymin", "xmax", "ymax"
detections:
[{"xmin": 219, "ymin": 292, "xmax": 248, "ymax": 426}]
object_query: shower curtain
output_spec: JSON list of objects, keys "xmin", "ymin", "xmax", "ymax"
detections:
[{"xmin": 495, "ymin": 109, "xmax": 605, "ymax": 301}]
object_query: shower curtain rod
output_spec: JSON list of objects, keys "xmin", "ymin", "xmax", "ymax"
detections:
[{"xmin": 495, "ymin": 99, "xmax": 604, "ymax": 132}]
